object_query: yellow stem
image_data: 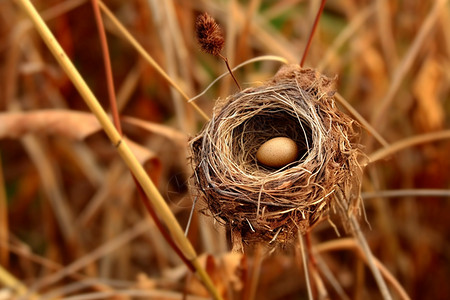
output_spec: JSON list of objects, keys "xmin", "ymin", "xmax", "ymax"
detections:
[{"xmin": 14, "ymin": 0, "xmax": 222, "ymax": 299}]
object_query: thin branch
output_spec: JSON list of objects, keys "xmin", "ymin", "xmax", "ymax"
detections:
[
  {"xmin": 134, "ymin": 180, "xmax": 194, "ymax": 271},
  {"xmin": 349, "ymin": 215, "xmax": 392, "ymax": 300},
  {"xmin": 90, "ymin": 0, "xmax": 121, "ymax": 135},
  {"xmin": 300, "ymin": 0, "xmax": 327, "ymax": 67},
  {"xmin": 218, "ymin": 53, "xmax": 241, "ymax": 90},
  {"xmin": 317, "ymin": 4, "xmax": 374, "ymax": 72},
  {"xmin": 30, "ymin": 220, "xmax": 149, "ymax": 292},
  {"xmin": 97, "ymin": 0, "xmax": 210, "ymax": 122}
]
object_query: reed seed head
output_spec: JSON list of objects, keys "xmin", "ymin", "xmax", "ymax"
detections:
[{"xmin": 195, "ymin": 12, "xmax": 225, "ymax": 56}]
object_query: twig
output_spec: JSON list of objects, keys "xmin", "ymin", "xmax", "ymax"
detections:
[
  {"xmin": 97, "ymin": 0, "xmax": 210, "ymax": 122},
  {"xmin": 221, "ymin": 0, "xmax": 240, "ymax": 93},
  {"xmin": 93, "ymin": 0, "xmax": 193, "ymax": 268},
  {"xmin": 218, "ymin": 53, "xmax": 241, "ymax": 91},
  {"xmin": 31, "ymin": 220, "xmax": 149, "ymax": 292},
  {"xmin": 236, "ymin": 0, "xmax": 261, "ymax": 63},
  {"xmin": 349, "ymin": 214, "xmax": 392, "ymax": 300},
  {"xmin": 375, "ymin": 0, "xmax": 398, "ymax": 72},
  {"xmin": 50, "ymin": 289, "xmax": 211, "ymax": 300},
  {"xmin": 90, "ymin": 0, "xmax": 121, "ymax": 134},
  {"xmin": 134, "ymin": 180, "xmax": 194, "ymax": 271},
  {"xmin": 300, "ymin": 0, "xmax": 327, "ymax": 67}
]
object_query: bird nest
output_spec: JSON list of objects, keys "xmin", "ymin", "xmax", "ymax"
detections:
[{"xmin": 190, "ymin": 64, "xmax": 363, "ymax": 246}]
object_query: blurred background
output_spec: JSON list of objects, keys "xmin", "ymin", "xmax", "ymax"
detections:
[{"xmin": 0, "ymin": 0, "xmax": 449, "ymax": 299}]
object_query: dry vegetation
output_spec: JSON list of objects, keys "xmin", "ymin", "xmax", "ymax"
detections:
[{"xmin": 1, "ymin": 0, "xmax": 450, "ymax": 299}]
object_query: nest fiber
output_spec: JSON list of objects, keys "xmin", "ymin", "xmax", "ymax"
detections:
[{"xmin": 190, "ymin": 65, "xmax": 362, "ymax": 245}]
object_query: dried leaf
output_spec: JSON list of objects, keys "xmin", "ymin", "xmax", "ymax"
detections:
[
  {"xmin": 0, "ymin": 110, "xmax": 101, "ymax": 140},
  {"xmin": 0, "ymin": 110, "xmax": 162, "ymax": 183}
]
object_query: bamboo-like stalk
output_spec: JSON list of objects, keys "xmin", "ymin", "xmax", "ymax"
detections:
[{"xmin": 14, "ymin": 1, "xmax": 222, "ymax": 299}]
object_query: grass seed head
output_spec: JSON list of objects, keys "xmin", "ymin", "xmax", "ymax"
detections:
[{"xmin": 195, "ymin": 12, "xmax": 225, "ymax": 57}]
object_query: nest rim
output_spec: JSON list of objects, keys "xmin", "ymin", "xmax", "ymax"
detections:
[{"xmin": 191, "ymin": 65, "xmax": 362, "ymax": 245}]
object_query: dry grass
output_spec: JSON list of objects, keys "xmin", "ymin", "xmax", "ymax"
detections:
[{"xmin": 1, "ymin": 0, "xmax": 450, "ymax": 299}]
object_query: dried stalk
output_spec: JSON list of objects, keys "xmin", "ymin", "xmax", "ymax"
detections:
[
  {"xmin": 14, "ymin": 0, "xmax": 222, "ymax": 299},
  {"xmin": 369, "ymin": 130, "xmax": 450, "ymax": 163}
]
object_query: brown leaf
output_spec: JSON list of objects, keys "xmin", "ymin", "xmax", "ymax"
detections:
[
  {"xmin": 0, "ymin": 109, "xmax": 162, "ymax": 184},
  {"xmin": 0, "ymin": 109, "xmax": 101, "ymax": 140}
]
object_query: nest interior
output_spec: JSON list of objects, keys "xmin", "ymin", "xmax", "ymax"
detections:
[{"xmin": 190, "ymin": 65, "xmax": 362, "ymax": 245}]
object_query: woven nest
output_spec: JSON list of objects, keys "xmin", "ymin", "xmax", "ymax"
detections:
[{"xmin": 190, "ymin": 64, "xmax": 363, "ymax": 246}]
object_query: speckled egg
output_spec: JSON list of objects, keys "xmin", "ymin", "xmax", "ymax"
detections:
[{"xmin": 256, "ymin": 137, "xmax": 299, "ymax": 168}]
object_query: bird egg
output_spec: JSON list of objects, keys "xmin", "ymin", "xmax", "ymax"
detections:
[{"xmin": 256, "ymin": 137, "xmax": 299, "ymax": 168}]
